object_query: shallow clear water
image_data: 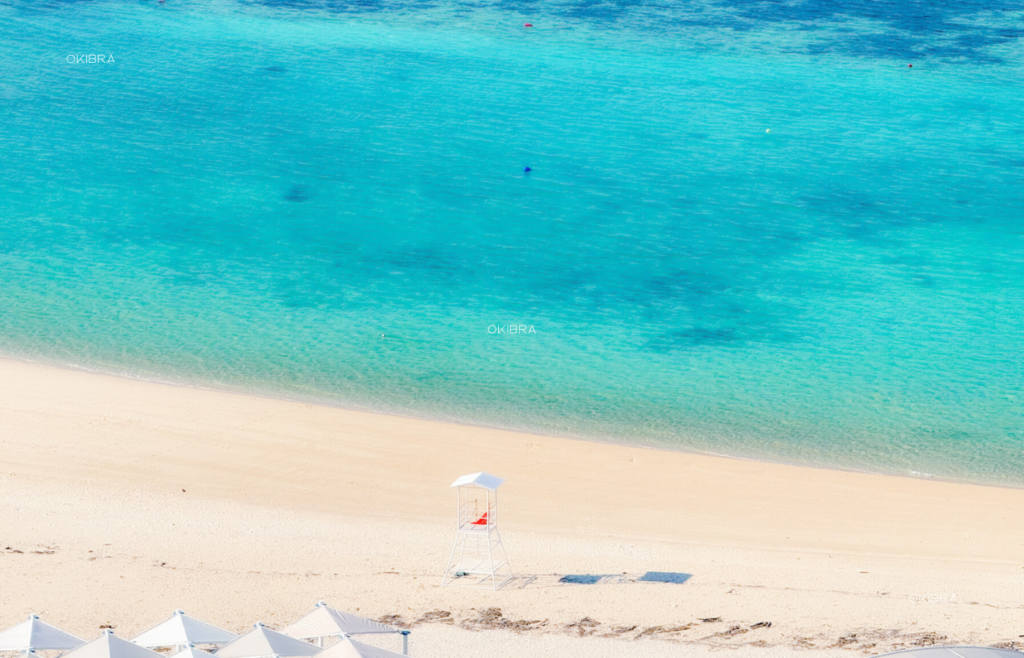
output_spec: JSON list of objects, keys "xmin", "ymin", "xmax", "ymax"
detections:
[{"xmin": 2, "ymin": 0, "xmax": 1023, "ymax": 483}]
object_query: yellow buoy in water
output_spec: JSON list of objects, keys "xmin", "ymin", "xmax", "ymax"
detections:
[{"xmin": 766, "ymin": 129, "xmax": 771, "ymax": 133}]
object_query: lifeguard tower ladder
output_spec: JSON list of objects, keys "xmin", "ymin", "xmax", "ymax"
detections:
[{"xmin": 441, "ymin": 472, "xmax": 513, "ymax": 590}]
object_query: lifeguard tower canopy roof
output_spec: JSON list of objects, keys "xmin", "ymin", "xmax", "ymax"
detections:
[{"xmin": 450, "ymin": 472, "xmax": 504, "ymax": 490}]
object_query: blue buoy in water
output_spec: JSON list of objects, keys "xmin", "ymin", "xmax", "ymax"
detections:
[{"xmin": 523, "ymin": 166, "xmax": 532, "ymax": 172}]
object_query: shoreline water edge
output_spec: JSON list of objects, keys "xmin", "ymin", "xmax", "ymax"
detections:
[{"xmin": 2, "ymin": 351, "xmax": 1014, "ymax": 491}]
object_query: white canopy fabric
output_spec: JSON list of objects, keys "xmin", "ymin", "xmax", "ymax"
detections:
[
  {"xmin": 0, "ymin": 615, "xmax": 85, "ymax": 651},
  {"xmin": 214, "ymin": 624, "xmax": 319, "ymax": 658},
  {"xmin": 61, "ymin": 631, "xmax": 163, "ymax": 658},
  {"xmin": 169, "ymin": 645, "xmax": 220, "ymax": 658},
  {"xmin": 281, "ymin": 604, "xmax": 399, "ymax": 639},
  {"xmin": 449, "ymin": 472, "xmax": 504, "ymax": 490},
  {"xmin": 875, "ymin": 649, "xmax": 1024, "ymax": 658},
  {"xmin": 312, "ymin": 637, "xmax": 407, "ymax": 658},
  {"xmin": 133, "ymin": 611, "xmax": 238, "ymax": 647}
]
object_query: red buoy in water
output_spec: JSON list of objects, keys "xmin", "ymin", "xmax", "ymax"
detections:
[
  {"xmin": 524, "ymin": 23, "xmax": 533, "ymax": 27},
  {"xmin": 908, "ymin": 64, "xmax": 913, "ymax": 67}
]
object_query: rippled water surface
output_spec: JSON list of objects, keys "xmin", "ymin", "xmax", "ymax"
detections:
[{"xmin": 1, "ymin": 0, "xmax": 1023, "ymax": 482}]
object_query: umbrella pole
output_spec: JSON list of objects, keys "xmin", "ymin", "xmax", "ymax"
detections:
[{"xmin": 401, "ymin": 630, "xmax": 410, "ymax": 656}]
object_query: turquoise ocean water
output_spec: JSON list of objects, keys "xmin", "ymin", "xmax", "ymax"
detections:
[{"xmin": 2, "ymin": 0, "xmax": 1023, "ymax": 483}]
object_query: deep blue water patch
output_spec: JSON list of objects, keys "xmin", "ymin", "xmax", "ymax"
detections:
[
  {"xmin": 284, "ymin": 185, "xmax": 311, "ymax": 202},
  {"xmin": 229, "ymin": 0, "xmax": 1024, "ymax": 62}
]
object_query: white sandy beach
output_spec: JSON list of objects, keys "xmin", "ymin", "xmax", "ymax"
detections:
[{"xmin": 2, "ymin": 358, "xmax": 1024, "ymax": 657}]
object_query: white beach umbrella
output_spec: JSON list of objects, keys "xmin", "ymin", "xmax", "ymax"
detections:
[
  {"xmin": 312, "ymin": 636, "xmax": 407, "ymax": 658},
  {"xmin": 281, "ymin": 603, "xmax": 399, "ymax": 640},
  {"xmin": 169, "ymin": 644, "xmax": 219, "ymax": 658},
  {"xmin": 214, "ymin": 624, "xmax": 319, "ymax": 658},
  {"xmin": 132, "ymin": 611, "xmax": 238, "ymax": 648},
  {"xmin": 0, "ymin": 615, "xmax": 85, "ymax": 651},
  {"xmin": 61, "ymin": 630, "xmax": 163, "ymax": 658}
]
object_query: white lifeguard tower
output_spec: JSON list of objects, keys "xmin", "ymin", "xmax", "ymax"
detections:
[{"xmin": 441, "ymin": 472, "xmax": 513, "ymax": 590}]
